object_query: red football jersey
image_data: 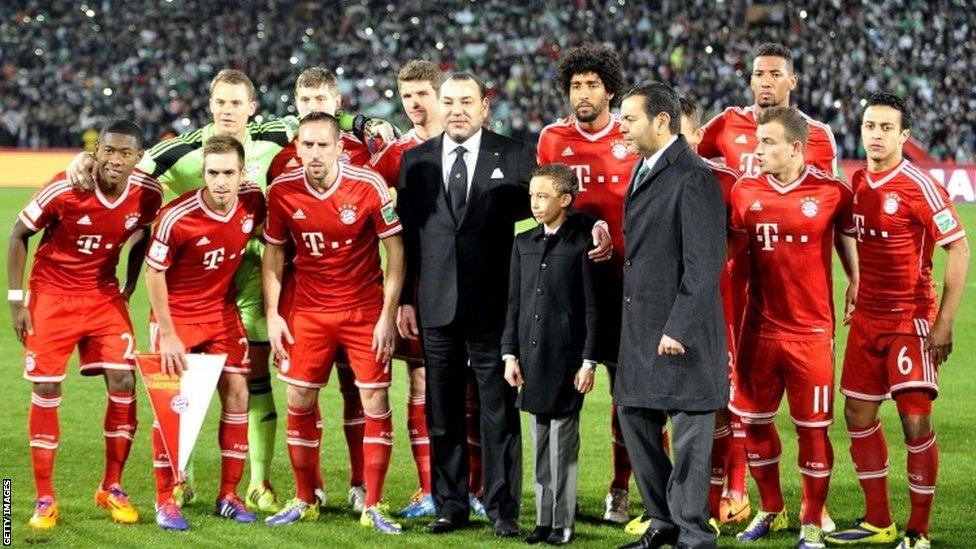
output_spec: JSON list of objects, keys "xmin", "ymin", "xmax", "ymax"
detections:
[
  {"xmin": 537, "ymin": 115, "xmax": 639, "ymax": 256},
  {"xmin": 267, "ymin": 131, "xmax": 373, "ymax": 182},
  {"xmin": 19, "ymin": 170, "xmax": 163, "ymax": 296},
  {"xmin": 705, "ymin": 158, "xmax": 747, "ymax": 317},
  {"xmin": 265, "ymin": 163, "xmax": 402, "ymax": 313},
  {"xmin": 369, "ymin": 129, "xmax": 426, "ymax": 187},
  {"xmin": 730, "ymin": 166, "xmax": 855, "ymax": 340},
  {"xmin": 700, "ymin": 105, "xmax": 837, "ymax": 177},
  {"xmin": 146, "ymin": 185, "xmax": 266, "ymax": 321},
  {"xmin": 851, "ymin": 159, "xmax": 966, "ymax": 319}
]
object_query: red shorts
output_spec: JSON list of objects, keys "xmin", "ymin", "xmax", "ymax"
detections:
[
  {"xmin": 150, "ymin": 309, "xmax": 250, "ymax": 375},
  {"xmin": 278, "ymin": 307, "xmax": 392, "ymax": 389},
  {"xmin": 730, "ymin": 336, "xmax": 834, "ymax": 428},
  {"xmin": 841, "ymin": 313, "xmax": 938, "ymax": 401},
  {"xmin": 23, "ymin": 291, "xmax": 136, "ymax": 382}
]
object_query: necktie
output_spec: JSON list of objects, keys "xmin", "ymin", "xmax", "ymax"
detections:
[
  {"xmin": 449, "ymin": 145, "xmax": 468, "ymax": 219},
  {"xmin": 632, "ymin": 161, "xmax": 651, "ymax": 194}
]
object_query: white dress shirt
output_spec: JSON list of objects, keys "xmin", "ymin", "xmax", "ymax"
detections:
[
  {"xmin": 442, "ymin": 129, "xmax": 482, "ymax": 198},
  {"xmin": 642, "ymin": 135, "xmax": 678, "ymax": 175}
]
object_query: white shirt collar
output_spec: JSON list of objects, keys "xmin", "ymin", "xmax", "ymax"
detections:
[
  {"xmin": 643, "ymin": 135, "xmax": 678, "ymax": 173},
  {"xmin": 443, "ymin": 129, "xmax": 483, "ymax": 157}
]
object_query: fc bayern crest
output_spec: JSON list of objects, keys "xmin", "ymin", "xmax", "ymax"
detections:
[
  {"xmin": 339, "ymin": 204, "xmax": 357, "ymax": 225},
  {"xmin": 124, "ymin": 214, "xmax": 140, "ymax": 230},
  {"xmin": 279, "ymin": 358, "xmax": 290, "ymax": 374},
  {"xmin": 241, "ymin": 216, "xmax": 254, "ymax": 234},
  {"xmin": 800, "ymin": 197, "xmax": 819, "ymax": 218},
  {"xmin": 611, "ymin": 140, "xmax": 629, "ymax": 160},
  {"xmin": 170, "ymin": 394, "xmax": 189, "ymax": 414},
  {"xmin": 24, "ymin": 352, "xmax": 36, "ymax": 372},
  {"xmin": 883, "ymin": 193, "xmax": 900, "ymax": 215}
]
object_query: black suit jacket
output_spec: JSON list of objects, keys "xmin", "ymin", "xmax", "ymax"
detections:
[
  {"xmin": 614, "ymin": 136, "xmax": 729, "ymax": 412},
  {"xmin": 501, "ymin": 213, "xmax": 598, "ymax": 415},
  {"xmin": 398, "ymin": 130, "xmax": 536, "ymax": 332}
]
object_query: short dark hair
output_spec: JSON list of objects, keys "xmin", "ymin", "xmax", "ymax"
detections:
[
  {"xmin": 532, "ymin": 163, "xmax": 579, "ymax": 199},
  {"xmin": 203, "ymin": 134, "xmax": 245, "ymax": 167},
  {"xmin": 756, "ymin": 106, "xmax": 809, "ymax": 147},
  {"xmin": 398, "ymin": 60, "xmax": 444, "ymax": 91},
  {"xmin": 99, "ymin": 119, "xmax": 144, "ymax": 147},
  {"xmin": 555, "ymin": 44, "xmax": 624, "ymax": 101},
  {"xmin": 865, "ymin": 92, "xmax": 912, "ymax": 131},
  {"xmin": 298, "ymin": 111, "xmax": 340, "ymax": 138},
  {"xmin": 444, "ymin": 71, "xmax": 486, "ymax": 100},
  {"xmin": 296, "ymin": 67, "xmax": 339, "ymax": 95},
  {"xmin": 678, "ymin": 97, "xmax": 700, "ymax": 128},
  {"xmin": 754, "ymin": 42, "xmax": 794, "ymax": 72},
  {"xmin": 622, "ymin": 81, "xmax": 681, "ymax": 134}
]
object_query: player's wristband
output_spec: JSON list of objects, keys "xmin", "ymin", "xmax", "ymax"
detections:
[{"xmin": 8, "ymin": 289, "xmax": 24, "ymax": 302}]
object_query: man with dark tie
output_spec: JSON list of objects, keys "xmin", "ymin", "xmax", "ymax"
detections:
[{"xmin": 396, "ymin": 72, "xmax": 610, "ymax": 537}]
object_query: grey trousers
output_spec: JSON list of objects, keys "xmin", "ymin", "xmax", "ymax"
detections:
[
  {"xmin": 529, "ymin": 411, "xmax": 580, "ymax": 529},
  {"xmin": 617, "ymin": 406, "xmax": 717, "ymax": 549}
]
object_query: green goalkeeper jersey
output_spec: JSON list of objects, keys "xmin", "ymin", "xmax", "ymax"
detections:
[{"xmin": 137, "ymin": 120, "xmax": 291, "ymax": 195}]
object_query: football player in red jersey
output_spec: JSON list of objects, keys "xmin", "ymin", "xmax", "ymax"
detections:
[
  {"xmin": 678, "ymin": 98, "xmax": 743, "ymax": 532},
  {"xmin": 263, "ymin": 112, "xmax": 405, "ymax": 534},
  {"xmin": 699, "ymin": 42, "xmax": 840, "ymax": 526},
  {"xmin": 9, "ymin": 120, "xmax": 162, "ymax": 530},
  {"xmin": 726, "ymin": 107, "xmax": 857, "ymax": 548},
  {"xmin": 826, "ymin": 94, "xmax": 969, "ymax": 549},
  {"xmin": 537, "ymin": 43, "xmax": 648, "ymax": 526},
  {"xmin": 145, "ymin": 135, "xmax": 266, "ymax": 530}
]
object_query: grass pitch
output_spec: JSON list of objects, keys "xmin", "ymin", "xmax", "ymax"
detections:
[{"xmin": 0, "ymin": 187, "xmax": 972, "ymax": 547}]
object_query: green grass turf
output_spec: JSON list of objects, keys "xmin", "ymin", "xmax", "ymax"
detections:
[{"xmin": 0, "ymin": 186, "xmax": 972, "ymax": 548}]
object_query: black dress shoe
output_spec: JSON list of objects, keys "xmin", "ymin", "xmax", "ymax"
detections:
[
  {"xmin": 524, "ymin": 525, "xmax": 552, "ymax": 544},
  {"xmin": 494, "ymin": 518, "xmax": 521, "ymax": 537},
  {"xmin": 545, "ymin": 527, "xmax": 573, "ymax": 545},
  {"xmin": 426, "ymin": 516, "xmax": 465, "ymax": 534},
  {"xmin": 617, "ymin": 527, "xmax": 679, "ymax": 549}
]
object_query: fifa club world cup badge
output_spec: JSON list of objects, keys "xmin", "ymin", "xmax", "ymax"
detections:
[
  {"xmin": 244, "ymin": 163, "xmax": 261, "ymax": 182},
  {"xmin": 883, "ymin": 192, "xmax": 900, "ymax": 215},
  {"xmin": 241, "ymin": 214, "xmax": 255, "ymax": 234},
  {"xmin": 339, "ymin": 204, "xmax": 358, "ymax": 225},
  {"xmin": 610, "ymin": 140, "xmax": 629, "ymax": 160},
  {"xmin": 800, "ymin": 196, "xmax": 820, "ymax": 218},
  {"xmin": 124, "ymin": 213, "xmax": 140, "ymax": 230}
]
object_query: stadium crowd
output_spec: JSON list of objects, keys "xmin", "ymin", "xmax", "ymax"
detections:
[{"xmin": 2, "ymin": 0, "xmax": 974, "ymax": 161}]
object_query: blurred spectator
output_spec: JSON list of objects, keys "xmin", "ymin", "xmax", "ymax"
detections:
[{"xmin": 1, "ymin": 0, "xmax": 973, "ymax": 161}]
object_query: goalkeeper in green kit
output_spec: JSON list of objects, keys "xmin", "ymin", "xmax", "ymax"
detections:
[{"xmin": 66, "ymin": 68, "xmax": 396, "ymax": 514}]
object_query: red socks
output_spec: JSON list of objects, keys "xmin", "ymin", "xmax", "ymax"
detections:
[
  {"xmin": 849, "ymin": 420, "xmax": 892, "ymax": 527},
  {"xmin": 29, "ymin": 392, "xmax": 61, "ymax": 499},
  {"xmin": 796, "ymin": 426, "xmax": 833, "ymax": 525},
  {"xmin": 906, "ymin": 432, "xmax": 937, "ymax": 536},
  {"xmin": 286, "ymin": 405, "xmax": 321, "ymax": 504},
  {"xmin": 338, "ymin": 367, "xmax": 365, "ymax": 488},
  {"xmin": 102, "ymin": 390, "xmax": 137, "ymax": 490},
  {"xmin": 709, "ymin": 424, "xmax": 732, "ymax": 517},
  {"xmin": 363, "ymin": 409, "xmax": 393, "ymax": 507},
  {"xmin": 726, "ymin": 413, "xmax": 748, "ymax": 499},
  {"xmin": 218, "ymin": 410, "xmax": 249, "ymax": 498},
  {"xmin": 745, "ymin": 421, "xmax": 784, "ymax": 512},
  {"xmin": 151, "ymin": 420, "xmax": 175, "ymax": 505},
  {"xmin": 610, "ymin": 404, "xmax": 632, "ymax": 490},
  {"xmin": 407, "ymin": 395, "xmax": 432, "ymax": 494}
]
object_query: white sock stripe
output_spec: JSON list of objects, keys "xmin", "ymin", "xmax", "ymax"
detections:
[
  {"xmin": 409, "ymin": 437, "xmax": 430, "ymax": 445},
  {"xmin": 29, "ymin": 440, "xmax": 59, "ymax": 450},
  {"xmin": 856, "ymin": 468, "xmax": 889, "ymax": 480},
  {"xmin": 108, "ymin": 394, "xmax": 136, "ymax": 404},
  {"xmin": 286, "ymin": 438, "xmax": 319, "ymax": 448},
  {"xmin": 799, "ymin": 467, "xmax": 833, "ymax": 478},
  {"xmin": 363, "ymin": 436, "xmax": 394, "ymax": 446},
  {"xmin": 848, "ymin": 422, "xmax": 882, "ymax": 438},
  {"xmin": 153, "ymin": 460, "xmax": 171, "ymax": 468},
  {"xmin": 408, "ymin": 397, "xmax": 426, "ymax": 405},
  {"xmin": 287, "ymin": 408, "xmax": 315, "ymax": 417},
  {"xmin": 908, "ymin": 482, "xmax": 936, "ymax": 495},
  {"xmin": 748, "ymin": 455, "xmax": 781, "ymax": 467},
  {"xmin": 103, "ymin": 430, "xmax": 135, "ymax": 440},
  {"xmin": 316, "ymin": 421, "xmax": 324, "ymax": 428},
  {"xmin": 220, "ymin": 451, "xmax": 248, "ymax": 459},
  {"xmin": 31, "ymin": 394, "xmax": 62, "ymax": 407},
  {"xmin": 907, "ymin": 435, "xmax": 937, "ymax": 453},
  {"xmin": 364, "ymin": 409, "xmax": 393, "ymax": 420},
  {"xmin": 710, "ymin": 477, "xmax": 725, "ymax": 485},
  {"xmin": 343, "ymin": 418, "xmax": 366, "ymax": 426}
]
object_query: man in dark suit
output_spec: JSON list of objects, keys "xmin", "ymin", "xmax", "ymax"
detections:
[
  {"xmin": 614, "ymin": 82, "xmax": 728, "ymax": 549},
  {"xmin": 396, "ymin": 73, "xmax": 613, "ymax": 537}
]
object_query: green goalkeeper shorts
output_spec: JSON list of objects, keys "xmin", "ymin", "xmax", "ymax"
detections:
[{"xmin": 235, "ymin": 237, "xmax": 268, "ymax": 343}]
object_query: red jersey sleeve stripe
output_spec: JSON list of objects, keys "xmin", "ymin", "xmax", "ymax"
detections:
[
  {"xmin": 377, "ymin": 225, "xmax": 402, "ymax": 238},
  {"xmin": 936, "ymin": 230, "xmax": 966, "ymax": 247},
  {"xmin": 156, "ymin": 199, "xmax": 198, "ymax": 243},
  {"xmin": 263, "ymin": 233, "xmax": 287, "ymax": 245},
  {"xmin": 268, "ymin": 168, "xmax": 304, "ymax": 190},
  {"xmin": 346, "ymin": 165, "xmax": 393, "ymax": 202},
  {"xmin": 903, "ymin": 164, "xmax": 946, "ymax": 212},
  {"xmin": 145, "ymin": 256, "xmax": 168, "ymax": 271},
  {"xmin": 18, "ymin": 211, "xmax": 40, "ymax": 232},
  {"xmin": 36, "ymin": 181, "xmax": 73, "ymax": 206}
]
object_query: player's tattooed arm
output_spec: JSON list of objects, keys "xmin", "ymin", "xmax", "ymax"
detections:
[
  {"xmin": 928, "ymin": 237, "xmax": 970, "ymax": 366},
  {"xmin": 7, "ymin": 219, "xmax": 36, "ymax": 343},
  {"xmin": 261, "ymin": 242, "xmax": 293, "ymax": 360},
  {"xmin": 120, "ymin": 227, "xmax": 151, "ymax": 300},
  {"xmin": 375, "ymin": 235, "xmax": 405, "ymax": 363},
  {"xmin": 145, "ymin": 268, "xmax": 187, "ymax": 376},
  {"xmin": 835, "ymin": 232, "xmax": 859, "ymax": 325}
]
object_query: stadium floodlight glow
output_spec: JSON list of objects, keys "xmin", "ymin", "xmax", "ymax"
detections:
[
  {"xmin": 366, "ymin": 78, "xmax": 375, "ymax": 87},
  {"xmin": 365, "ymin": 27, "xmax": 374, "ymax": 35},
  {"xmin": 305, "ymin": 27, "xmax": 314, "ymax": 36},
  {"xmin": 86, "ymin": 9, "xmax": 95, "ymax": 17},
  {"xmin": 36, "ymin": 14, "xmax": 45, "ymax": 22},
  {"xmin": 800, "ymin": 9, "xmax": 808, "ymax": 19},
  {"xmin": 384, "ymin": 90, "xmax": 394, "ymax": 98},
  {"xmin": 280, "ymin": 94, "xmax": 289, "ymax": 102},
  {"xmin": 255, "ymin": 115, "xmax": 264, "ymax": 123},
  {"xmin": 436, "ymin": 41, "xmax": 444, "ymax": 50},
  {"xmin": 706, "ymin": 45, "xmax": 714, "ymax": 54},
  {"xmin": 336, "ymin": 67, "xmax": 345, "ymax": 75},
  {"xmin": 290, "ymin": 56, "xmax": 298, "ymax": 65},
  {"xmin": 410, "ymin": 16, "xmax": 419, "ymax": 25},
  {"xmin": 833, "ymin": 100, "xmax": 842, "ymax": 108},
  {"xmin": 103, "ymin": 87, "xmax": 113, "ymax": 97}
]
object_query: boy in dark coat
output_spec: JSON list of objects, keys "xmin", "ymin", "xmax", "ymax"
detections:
[{"xmin": 502, "ymin": 163, "xmax": 598, "ymax": 545}]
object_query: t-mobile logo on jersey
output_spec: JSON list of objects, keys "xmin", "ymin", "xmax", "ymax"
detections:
[
  {"xmin": 301, "ymin": 232, "xmax": 326, "ymax": 256},
  {"xmin": 202, "ymin": 247, "xmax": 226, "ymax": 270},
  {"xmin": 853, "ymin": 214, "xmax": 865, "ymax": 241},
  {"xmin": 76, "ymin": 234, "xmax": 103, "ymax": 255},
  {"xmin": 755, "ymin": 223, "xmax": 779, "ymax": 251},
  {"xmin": 570, "ymin": 164, "xmax": 592, "ymax": 191}
]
